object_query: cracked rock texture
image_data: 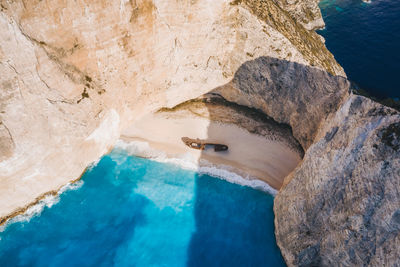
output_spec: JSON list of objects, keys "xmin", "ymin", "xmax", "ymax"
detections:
[
  {"xmin": 212, "ymin": 56, "xmax": 350, "ymax": 150},
  {"xmin": 0, "ymin": 0, "xmax": 343, "ymax": 220},
  {"xmin": 234, "ymin": 0, "xmax": 342, "ymax": 75},
  {"xmin": 274, "ymin": 95, "xmax": 400, "ymax": 266},
  {"xmin": 1, "ymin": 0, "xmax": 398, "ymax": 266}
]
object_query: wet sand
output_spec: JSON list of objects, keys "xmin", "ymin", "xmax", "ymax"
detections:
[{"xmin": 121, "ymin": 112, "xmax": 302, "ymax": 190}]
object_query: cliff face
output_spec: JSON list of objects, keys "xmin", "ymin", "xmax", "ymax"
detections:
[
  {"xmin": 212, "ymin": 56, "xmax": 349, "ymax": 150},
  {"xmin": 0, "ymin": 0, "xmax": 342, "ymax": 219},
  {"xmin": 233, "ymin": 0, "xmax": 343, "ymax": 75},
  {"xmin": 274, "ymin": 0, "xmax": 325, "ymax": 30},
  {"xmin": 274, "ymin": 95, "xmax": 400, "ymax": 266},
  {"xmin": 1, "ymin": 0, "xmax": 398, "ymax": 266}
]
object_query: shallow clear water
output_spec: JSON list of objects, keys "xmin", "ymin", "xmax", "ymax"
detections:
[
  {"xmin": 318, "ymin": 0, "xmax": 400, "ymax": 98},
  {"xmin": 0, "ymin": 149, "xmax": 285, "ymax": 267}
]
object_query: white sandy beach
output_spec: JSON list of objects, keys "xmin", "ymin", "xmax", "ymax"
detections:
[{"xmin": 121, "ymin": 112, "xmax": 302, "ymax": 190}]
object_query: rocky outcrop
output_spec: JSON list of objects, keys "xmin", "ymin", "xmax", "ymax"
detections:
[
  {"xmin": 208, "ymin": 55, "xmax": 399, "ymax": 265},
  {"xmin": 213, "ymin": 57, "xmax": 350, "ymax": 150},
  {"xmin": 274, "ymin": 95, "xmax": 400, "ymax": 266},
  {"xmin": 0, "ymin": 0, "xmax": 343, "ymax": 219},
  {"xmin": 158, "ymin": 93, "xmax": 304, "ymax": 156},
  {"xmin": 1, "ymin": 0, "xmax": 398, "ymax": 266},
  {"xmin": 274, "ymin": 0, "xmax": 325, "ymax": 30},
  {"xmin": 233, "ymin": 0, "xmax": 343, "ymax": 75}
]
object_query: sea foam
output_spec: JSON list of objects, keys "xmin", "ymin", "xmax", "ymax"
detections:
[
  {"xmin": 114, "ymin": 139, "xmax": 277, "ymax": 195},
  {"xmin": 0, "ymin": 180, "xmax": 84, "ymax": 232},
  {"xmin": 1, "ymin": 139, "xmax": 277, "ymax": 232}
]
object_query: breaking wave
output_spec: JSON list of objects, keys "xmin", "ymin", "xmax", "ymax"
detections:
[
  {"xmin": 2, "ymin": 138, "xmax": 277, "ymax": 232},
  {"xmin": 114, "ymin": 139, "xmax": 277, "ymax": 195},
  {"xmin": 0, "ymin": 180, "xmax": 84, "ymax": 232}
]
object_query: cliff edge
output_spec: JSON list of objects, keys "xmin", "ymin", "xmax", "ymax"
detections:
[
  {"xmin": 0, "ymin": 0, "xmax": 398, "ymax": 266},
  {"xmin": 0, "ymin": 0, "xmax": 343, "ymax": 220}
]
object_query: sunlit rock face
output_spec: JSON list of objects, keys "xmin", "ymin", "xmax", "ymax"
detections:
[
  {"xmin": 0, "ymin": 0, "xmax": 400, "ymax": 266},
  {"xmin": 274, "ymin": 0, "xmax": 325, "ymax": 30},
  {"xmin": 0, "ymin": 0, "xmax": 343, "ymax": 219},
  {"xmin": 233, "ymin": 0, "xmax": 343, "ymax": 75},
  {"xmin": 1, "ymin": 0, "xmax": 399, "ymax": 266}
]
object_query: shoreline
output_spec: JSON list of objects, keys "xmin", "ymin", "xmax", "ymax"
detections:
[
  {"xmin": 0, "ymin": 121, "xmax": 300, "ymax": 229},
  {"xmin": 0, "ymin": 136, "xmax": 281, "ymax": 230},
  {"xmin": 117, "ymin": 136, "xmax": 284, "ymax": 188},
  {"xmin": 0, "ymin": 103, "xmax": 303, "ymax": 228},
  {"xmin": 121, "ymin": 110, "xmax": 302, "ymax": 190},
  {"xmin": 0, "ymin": 174, "xmax": 84, "ymax": 227},
  {"xmin": 115, "ymin": 138, "xmax": 279, "ymax": 195}
]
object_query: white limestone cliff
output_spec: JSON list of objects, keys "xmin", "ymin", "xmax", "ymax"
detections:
[
  {"xmin": 0, "ymin": 0, "xmax": 343, "ymax": 220},
  {"xmin": 1, "ymin": 1, "xmax": 399, "ymax": 266}
]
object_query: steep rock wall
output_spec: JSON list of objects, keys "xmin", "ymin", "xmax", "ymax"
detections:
[
  {"xmin": 274, "ymin": 95, "xmax": 400, "ymax": 266},
  {"xmin": 233, "ymin": 0, "xmax": 343, "ymax": 75},
  {"xmin": 274, "ymin": 0, "xmax": 325, "ymax": 30},
  {"xmin": 1, "ymin": 0, "xmax": 398, "ymax": 265},
  {"xmin": 213, "ymin": 57, "xmax": 349, "ymax": 150},
  {"xmin": 0, "ymin": 0, "xmax": 342, "ymax": 219}
]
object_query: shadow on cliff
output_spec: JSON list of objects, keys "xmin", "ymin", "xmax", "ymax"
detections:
[{"xmin": 183, "ymin": 56, "xmax": 349, "ymax": 266}]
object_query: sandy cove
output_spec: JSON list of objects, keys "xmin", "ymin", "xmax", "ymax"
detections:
[
  {"xmin": 0, "ymin": 113, "xmax": 296, "ymax": 226},
  {"xmin": 0, "ymin": 95, "xmax": 303, "ymax": 226},
  {"xmin": 120, "ymin": 99, "xmax": 303, "ymax": 190}
]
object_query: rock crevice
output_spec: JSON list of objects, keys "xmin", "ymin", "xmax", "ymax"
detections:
[
  {"xmin": 274, "ymin": 95, "xmax": 400, "ymax": 266},
  {"xmin": 0, "ymin": 1, "xmax": 398, "ymax": 266},
  {"xmin": 0, "ymin": 0, "xmax": 342, "ymax": 220}
]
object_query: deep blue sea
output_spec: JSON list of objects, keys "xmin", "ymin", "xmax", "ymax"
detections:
[
  {"xmin": 318, "ymin": 0, "xmax": 400, "ymax": 98},
  {"xmin": 0, "ymin": 149, "xmax": 285, "ymax": 267},
  {"xmin": 2, "ymin": 2, "xmax": 397, "ymax": 266}
]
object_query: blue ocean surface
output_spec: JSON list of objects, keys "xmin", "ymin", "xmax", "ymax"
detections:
[
  {"xmin": 318, "ymin": 0, "xmax": 400, "ymax": 98},
  {"xmin": 0, "ymin": 149, "xmax": 285, "ymax": 267}
]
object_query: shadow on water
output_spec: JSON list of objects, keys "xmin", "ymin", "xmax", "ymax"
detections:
[
  {"xmin": 185, "ymin": 56, "xmax": 351, "ymax": 266},
  {"xmin": 186, "ymin": 175, "xmax": 285, "ymax": 266},
  {"xmin": 0, "ymin": 57, "xmax": 350, "ymax": 266}
]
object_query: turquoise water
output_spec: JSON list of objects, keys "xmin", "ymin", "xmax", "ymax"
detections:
[
  {"xmin": 318, "ymin": 0, "xmax": 400, "ymax": 98},
  {"xmin": 0, "ymin": 149, "xmax": 285, "ymax": 266}
]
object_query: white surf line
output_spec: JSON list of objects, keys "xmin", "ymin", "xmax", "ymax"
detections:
[
  {"xmin": 113, "ymin": 139, "xmax": 277, "ymax": 195},
  {"xmin": 1, "ymin": 138, "xmax": 277, "ymax": 232},
  {"xmin": 0, "ymin": 180, "xmax": 84, "ymax": 233}
]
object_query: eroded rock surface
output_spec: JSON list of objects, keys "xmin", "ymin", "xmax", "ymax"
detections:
[
  {"xmin": 274, "ymin": 0, "xmax": 325, "ymax": 30},
  {"xmin": 213, "ymin": 57, "xmax": 350, "ymax": 149},
  {"xmin": 274, "ymin": 95, "xmax": 400, "ymax": 266},
  {"xmin": 158, "ymin": 93, "xmax": 304, "ymax": 156},
  {"xmin": 234, "ymin": 0, "xmax": 343, "ymax": 75},
  {"xmin": 0, "ymin": 0, "xmax": 343, "ymax": 219},
  {"xmin": 1, "ymin": 0, "xmax": 398, "ymax": 266},
  {"xmin": 0, "ymin": 121, "xmax": 14, "ymax": 161}
]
